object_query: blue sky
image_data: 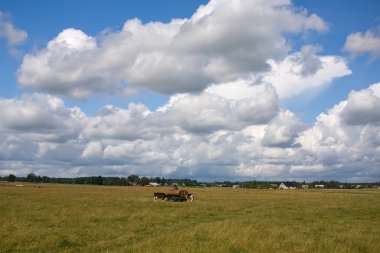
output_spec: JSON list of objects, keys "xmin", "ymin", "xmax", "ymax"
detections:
[
  {"xmin": 1, "ymin": 0, "xmax": 380, "ymax": 182},
  {"xmin": 288, "ymin": 0, "xmax": 380, "ymax": 122}
]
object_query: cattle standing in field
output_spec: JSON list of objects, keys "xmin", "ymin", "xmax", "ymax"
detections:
[
  {"xmin": 166, "ymin": 189, "xmax": 189, "ymax": 201},
  {"xmin": 153, "ymin": 190, "xmax": 195, "ymax": 202},
  {"xmin": 153, "ymin": 192, "xmax": 167, "ymax": 202}
]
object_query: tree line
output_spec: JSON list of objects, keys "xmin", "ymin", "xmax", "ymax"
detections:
[
  {"xmin": 1, "ymin": 173, "xmax": 199, "ymax": 187},
  {"xmin": 1, "ymin": 173, "xmax": 378, "ymax": 189}
]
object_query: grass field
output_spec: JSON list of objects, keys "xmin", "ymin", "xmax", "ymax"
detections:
[{"xmin": 1, "ymin": 182, "xmax": 379, "ymax": 253}]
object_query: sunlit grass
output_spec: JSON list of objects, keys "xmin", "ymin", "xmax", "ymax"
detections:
[{"xmin": 1, "ymin": 182, "xmax": 379, "ymax": 252}]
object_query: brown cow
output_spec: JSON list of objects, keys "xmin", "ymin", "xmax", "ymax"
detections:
[{"xmin": 166, "ymin": 189, "xmax": 192, "ymax": 201}]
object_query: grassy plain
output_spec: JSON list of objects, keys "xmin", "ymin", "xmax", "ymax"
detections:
[{"xmin": 0, "ymin": 182, "xmax": 379, "ymax": 253}]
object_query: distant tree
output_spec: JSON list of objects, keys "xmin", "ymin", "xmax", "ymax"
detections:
[
  {"xmin": 42, "ymin": 176, "xmax": 50, "ymax": 183},
  {"xmin": 7, "ymin": 174, "xmax": 16, "ymax": 182},
  {"xmin": 27, "ymin": 173, "xmax": 37, "ymax": 183},
  {"xmin": 140, "ymin": 177, "xmax": 150, "ymax": 186},
  {"xmin": 155, "ymin": 177, "xmax": 162, "ymax": 184},
  {"xmin": 120, "ymin": 177, "xmax": 127, "ymax": 186},
  {"xmin": 95, "ymin": 176, "xmax": 103, "ymax": 185},
  {"xmin": 127, "ymin": 174, "xmax": 139, "ymax": 185}
]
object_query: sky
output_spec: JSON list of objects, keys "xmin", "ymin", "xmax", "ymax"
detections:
[{"xmin": 0, "ymin": 0, "xmax": 380, "ymax": 182}]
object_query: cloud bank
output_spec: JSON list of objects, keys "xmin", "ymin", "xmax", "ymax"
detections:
[{"xmin": 1, "ymin": 83, "xmax": 380, "ymax": 181}]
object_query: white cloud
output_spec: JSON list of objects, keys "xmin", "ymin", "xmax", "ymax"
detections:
[
  {"xmin": 204, "ymin": 45, "xmax": 351, "ymax": 100},
  {"xmin": 344, "ymin": 28, "xmax": 380, "ymax": 59},
  {"xmin": 263, "ymin": 46, "xmax": 351, "ymax": 99},
  {"xmin": 0, "ymin": 94, "xmax": 84, "ymax": 142},
  {"xmin": 160, "ymin": 83, "xmax": 279, "ymax": 133},
  {"xmin": 296, "ymin": 83, "xmax": 380, "ymax": 180},
  {"xmin": 81, "ymin": 142, "xmax": 103, "ymax": 159},
  {"xmin": 0, "ymin": 135, "xmax": 38, "ymax": 161},
  {"xmin": 341, "ymin": 84, "xmax": 380, "ymax": 125},
  {"xmin": 17, "ymin": 29, "xmax": 108, "ymax": 99},
  {"xmin": 235, "ymin": 163, "xmax": 289, "ymax": 178},
  {"xmin": 205, "ymin": 80, "xmax": 266, "ymax": 101},
  {"xmin": 262, "ymin": 109, "xmax": 304, "ymax": 147},
  {"xmin": 82, "ymin": 103, "xmax": 151, "ymax": 140},
  {"xmin": 0, "ymin": 11, "xmax": 27, "ymax": 46},
  {"xmin": 17, "ymin": 0, "xmax": 327, "ymax": 99},
  {"xmin": 0, "ymin": 11, "xmax": 27, "ymax": 57}
]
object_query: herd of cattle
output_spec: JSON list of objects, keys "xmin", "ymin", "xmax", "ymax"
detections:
[{"xmin": 154, "ymin": 189, "xmax": 194, "ymax": 202}]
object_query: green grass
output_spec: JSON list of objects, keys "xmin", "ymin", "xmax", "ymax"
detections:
[{"xmin": 1, "ymin": 182, "xmax": 379, "ymax": 253}]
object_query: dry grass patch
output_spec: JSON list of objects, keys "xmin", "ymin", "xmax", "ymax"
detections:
[{"xmin": 1, "ymin": 183, "xmax": 379, "ymax": 252}]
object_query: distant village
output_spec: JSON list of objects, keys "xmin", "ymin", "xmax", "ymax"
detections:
[{"xmin": 1, "ymin": 173, "xmax": 379, "ymax": 189}]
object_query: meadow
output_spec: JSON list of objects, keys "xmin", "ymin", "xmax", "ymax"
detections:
[{"xmin": 0, "ymin": 182, "xmax": 379, "ymax": 253}]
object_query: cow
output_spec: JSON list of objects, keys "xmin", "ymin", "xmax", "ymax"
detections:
[
  {"xmin": 187, "ymin": 193, "xmax": 195, "ymax": 202},
  {"xmin": 153, "ymin": 192, "xmax": 167, "ymax": 202},
  {"xmin": 166, "ymin": 189, "xmax": 189, "ymax": 201},
  {"xmin": 154, "ymin": 191, "xmax": 195, "ymax": 202}
]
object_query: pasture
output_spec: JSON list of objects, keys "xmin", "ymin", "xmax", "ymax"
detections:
[{"xmin": 1, "ymin": 183, "xmax": 379, "ymax": 253}]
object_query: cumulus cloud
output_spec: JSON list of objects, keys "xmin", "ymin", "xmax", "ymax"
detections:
[
  {"xmin": 0, "ymin": 93, "xmax": 84, "ymax": 142},
  {"xmin": 236, "ymin": 81, "xmax": 380, "ymax": 181},
  {"xmin": 344, "ymin": 27, "xmax": 380, "ymax": 59},
  {"xmin": 17, "ymin": 0, "xmax": 327, "ymax": 99},
  {"xmin": 1, "ymin": 84, "xmax": 380, "ymax": 181},
  {"xmin": 0, "ymin": 11, "xmax": 27, "ymax": 46},
  {"xmin": 159, "ymin": 83, "xmax": 279, "ymax": 133},
  {"xmin": 341, "ymin": 86, "xmax": 380, "ymax": 125},
  {"xmin": 263, "ymin": 46, "xmax": 351, "ymax": 98},
  {"xmin": 82, "ymin": 103, "xmax": 151, "ymax": 140},
  {"xmin": 0, "ymin": 11, "xmax": 27, "ymax": 57},
  {"xmin": 296, "ymin": 83, "xmax": 380, "ymax": 181},
  {"xmin": 0, "ymin": 84, "xmax": 276, "ymax": 178},
  {"xmin": 0, "ymin": 135, "xmax": 38, "ymax": 161},
  {"xmin": 204, "ymin": 45, "xmax": 351, "ymax": 100},
  {"xmin": 262, "ymin": 109, "xmax": 305, "ymax": 147}
]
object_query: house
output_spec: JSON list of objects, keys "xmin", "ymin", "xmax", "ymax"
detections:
[
  {"xmin": 314, "ymin": 184, "xmax": 324, "ymax": 189},
  {"xmin": 301, "ymin": 184, "xmax": 309, "ymax": 189},
  {"xmin": 148, "ymin": 182, "xmax": 160, "ymax": 187},
  {"xmin": 279, "ymin": 182, "xmax": 297, "ymax": 189},
  {"xmin": 232, "ymin": 185, "xmax": 241, "ymax": 189},
  {"xmin": 372, "ymin": 184, "xmax": 380, "ymax": 189},
  {"xmin": 355, "ymin": 184, "xmax": 362, "ymax": 189}
]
